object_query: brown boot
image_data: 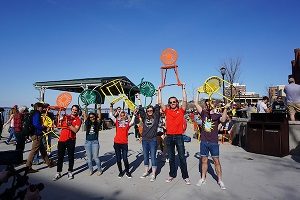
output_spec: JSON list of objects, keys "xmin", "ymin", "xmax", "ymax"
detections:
[
  {"xmin": 48, "ymin": 160, "xmax": 56, "ymax": 168},
  {"xmin": 27, "ymin": 167, "xmax": 39, "ymax": 173}
]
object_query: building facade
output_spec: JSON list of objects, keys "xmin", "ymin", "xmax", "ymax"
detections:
[
  {"xmin": 268, "ymin": 85, "xmax": 286, "ymax": 101},
  {"xmin": 291, "ymin": 48, "xmax": 300, "ymax": 84}
]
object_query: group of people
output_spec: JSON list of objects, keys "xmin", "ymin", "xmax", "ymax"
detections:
[
  {"xmin": 246, "ymin": 76, "xmax": 300, "ymax": 120},
  {"xmin": 2, "ymin": 75, "xmax": 300, "ymax": 191},
  {"xmin": 104, "ymin": 84, "xmax": 227, "ymax": 189},
  {"xmin": 5, "ymin": 83, "xmax": 264, "ymax": 191}
]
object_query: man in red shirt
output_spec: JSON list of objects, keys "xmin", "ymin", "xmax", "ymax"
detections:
[
  {"xmin": 158, "ymin": 84, "xmax": 191, "ymax": 185},
  {"xmin": 53, "ymin": 105, "xmax": 82, "ymax": 181}
]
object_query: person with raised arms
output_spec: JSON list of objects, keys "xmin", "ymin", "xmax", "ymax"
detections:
[
  {"xmin": 158, "ymin": 84, "xmax": 191, "ymax": 185},
  {"xmin": 136, "ymin": 93, "xmax": 161, "ymax": 182},
  {"xmin": 194, "ymin": 93, "xmax": 228, "ymax": 190},
  {"xmin": 109, "ymin": 104, "xmax": 136, "ymax": 178}
]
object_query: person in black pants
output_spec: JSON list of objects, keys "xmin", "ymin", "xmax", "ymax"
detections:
[
  {"xmin": 109, "ymin": 104, "xmax": 136, "ymax": 178},
  {"xmin": 53, "ymin": 105, "xmax": 82, "ymax": 181}
]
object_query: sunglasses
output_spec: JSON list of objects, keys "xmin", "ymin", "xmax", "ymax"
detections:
[
  {"xmin": 89, "ymin": 116, "xmax": 95, "ymax": 119},
  {"xmin": 169, "ymin": 101, "xmax": 177, "ymax": 104}
]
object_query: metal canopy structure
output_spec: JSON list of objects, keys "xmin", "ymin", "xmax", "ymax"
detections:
[{"xmin": 33, "ymin": 76, "xmax": 140, "ymax": 104}]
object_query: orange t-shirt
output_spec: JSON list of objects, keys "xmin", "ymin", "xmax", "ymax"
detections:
[
  {"xmin": 165, "ymin": 107, "xmax": 185, "ymax": 135},
  {"xmin": 114, "ymin": 119, "xmax": 130, "ymax": 144},
  {"xmin": 59, "ymin": 115, "xmax": 82, "ymax": 142}
]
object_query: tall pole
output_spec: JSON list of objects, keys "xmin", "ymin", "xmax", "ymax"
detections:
[
  {"xmin": 222, "ymin": 73, "xmax": 225, "ymax": 103},
  {"xmin": 220, "ymin": 67, "xmax": 226, "ymax": 103}
]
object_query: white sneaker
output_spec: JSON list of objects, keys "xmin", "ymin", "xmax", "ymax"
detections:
[
  {"xmin": 184, "ymin": 178, "xmax": 191, "ymax": 185},
  {"xmin": 218, "ymin": 181, "xmax": 226, "ymax": 190},
  {"xmin": 196, "ymin": 178, "xmax": 206, "ymax": 187},
  {"xmin": 140, "ymin": 172, "xmax": 149, "ymax": 179},
  {"xmin": 53, "ymin": 173, "xmax": 62, "ymax": 181},
  {"xmin": 68, "ymin": 172, "xmax": 74, "ymax": 180},
  {"xmin": 150, "ymin": 175, "xmax": 156, "ymax": 182}
]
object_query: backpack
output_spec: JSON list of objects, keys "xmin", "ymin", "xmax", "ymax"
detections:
[
  {"xmin": 22, "ymin": 111, "xmax": 34, "ymax": 136},
  {"xmin": 13, "ymin": 113, "xmax": 23, "ymax": 133}
]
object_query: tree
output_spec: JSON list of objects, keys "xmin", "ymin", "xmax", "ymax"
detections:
[
  {"xmin": 187, "ymin": 84, "xmax": 198, "ymax": 103},
  {"xmin": 221, "ymin": 57, "xmax": 242, "ymax": 99}
]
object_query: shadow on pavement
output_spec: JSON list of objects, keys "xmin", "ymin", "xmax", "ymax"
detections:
[
  {"xmin": 129, "ymin": 151, "xmax": 143, "ymax": 174},
  {"xmin": 101, "ymin": 151, "xmax": 116, "ymax": 172}
]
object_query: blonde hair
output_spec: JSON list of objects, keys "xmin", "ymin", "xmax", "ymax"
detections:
[
  {"xmin": 18, "ymin": 106, "xmax": 27, "ymax": 113},
  {"xmin": 9, "ymin": 107, "xmax": 18, "ymax": 115}
]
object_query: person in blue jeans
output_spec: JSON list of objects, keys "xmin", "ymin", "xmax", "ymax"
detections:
[
  {"xmin": 194, "ymin": 94, "xmax": 229, "ymax": 190},
  {"xmin": 83, "ymin": 111, "xmax": 103, "ymax": 176},
  {"xmin": 158, "ymin": 84, "xmax": 191, "ymax": 185},
  {"xmin": 3, "ymin": 107, "xmax": 18, "ymax": 144},
  {"xmin": 137, "ymin": 93, "xmax": 160, "ymax": 182}
]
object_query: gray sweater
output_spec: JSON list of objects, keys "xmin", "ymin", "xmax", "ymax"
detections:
[{"xmin": 139, "ymin": 104, "xmax": 160, "ymax": 141}]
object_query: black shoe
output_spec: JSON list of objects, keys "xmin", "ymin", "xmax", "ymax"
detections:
[
  {"xmin": 125, "ymin": 172, "xmax": 132, "ymax": 179},
  {"xmin": 118, "ymin": 172, "xmax": 124, "ymax": 178},
  {"xmin": 27, "ymin": 168, "xmax": 38, "ymax": 173}
]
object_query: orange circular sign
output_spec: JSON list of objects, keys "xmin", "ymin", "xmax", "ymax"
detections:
[
  {"xmin": 56, "ymin": 92, "xmax": 72, "ymax": 108},
  {"xmin": 160, "ymin": 48, "xmax": 178, "ymax": 65}
]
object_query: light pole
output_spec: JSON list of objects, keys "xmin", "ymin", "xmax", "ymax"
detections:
[{"xmin": 220, "ymin": 67, "xmax": 226, "ymax": 103}]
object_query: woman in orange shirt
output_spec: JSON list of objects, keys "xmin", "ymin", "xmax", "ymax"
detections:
[{"xmin": 109, "ymin": 104, "xmax": 136, "ymax": 178}]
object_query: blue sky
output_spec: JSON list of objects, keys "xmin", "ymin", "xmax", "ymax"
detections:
[{"xmin": 1, "ymin": 0, "xmax": 299, "ymax": 107}]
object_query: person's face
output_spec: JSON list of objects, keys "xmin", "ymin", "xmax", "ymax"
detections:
[
  {"xmin": 71, "ymin": 106, "xmax": 79, "ymax": 116},
  {"xmin": 37, "ymin": 106, "xmax": 43, "ymax": 112},
  {"xmin": 116, "ymin": 107, "xmax": 121, "ymax": 113},
  {"xmin": 277, "ymin": 97, "xmax": 282, "ymax": 102},
  {"xmin": 205, "ymin": 101, "xmax": 214, "ymax": 110},
  {"xmin": 89, "ymin": 115, "xmax": 96, "ymax": 122},
  {"xmin": 120, "ymin": 111, "xmax": 126, "ymax": 120},
  {"xmin": 168, "ymin": 98, "xmax": 178, "ymax": 109},
  {"xmin": 146, "ymin": 108, "xmax": 154, "ymax": 116}
]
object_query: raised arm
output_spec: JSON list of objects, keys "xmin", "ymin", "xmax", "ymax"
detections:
[
  {"xmin": 158, "ymin": 87, "xmax": 166, "ymax": 112},
  {"xmin": 82, "ymin": 109, "xmax": 88, "ymax": 122},
  {"xmin": 129, "ymin": 109, "xmax": 137, "ymax": 127},
  {"xmin": 97, "ymin": 105, "xmax": 102, "ymax": 121},
  {"xmin": 136, "ymin": 93, "xmax": 142, "ymax": 106},
  {"xmin": 220, "ymin": 104, "xmax": 230, "ymax": 123},
  {"xmin": 109, "ymin": 104, "xmax": 116, "ymax": 123},
  {"xmin": 181, "ymin": 83, "xmax": 187, "ymax": 111},
  {"xmin": 194, "ymin": 92, "xmax": 203, "ymax": 114}
]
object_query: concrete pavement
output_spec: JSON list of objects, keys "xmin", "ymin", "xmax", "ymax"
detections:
[{"xmin": 0, "ymin": 124, "xmax": 299, "ymax": 200}]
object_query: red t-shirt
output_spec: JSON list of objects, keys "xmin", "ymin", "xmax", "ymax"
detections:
[
  {"xmin": 59, "ymin": 115, "xmax": 82, "ymax": 142},
  {"xmin": 114, "ymin": 119, "xmax": 130, "ymax": 144},
  {"xmin": 165, "ymin": 107, "xmax": 185, "ymax": 135}
]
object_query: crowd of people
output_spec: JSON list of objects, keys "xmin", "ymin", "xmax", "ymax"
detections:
[{"xmin": 1, "ymin": 75, "xmax": 299, "ymax": 193}]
